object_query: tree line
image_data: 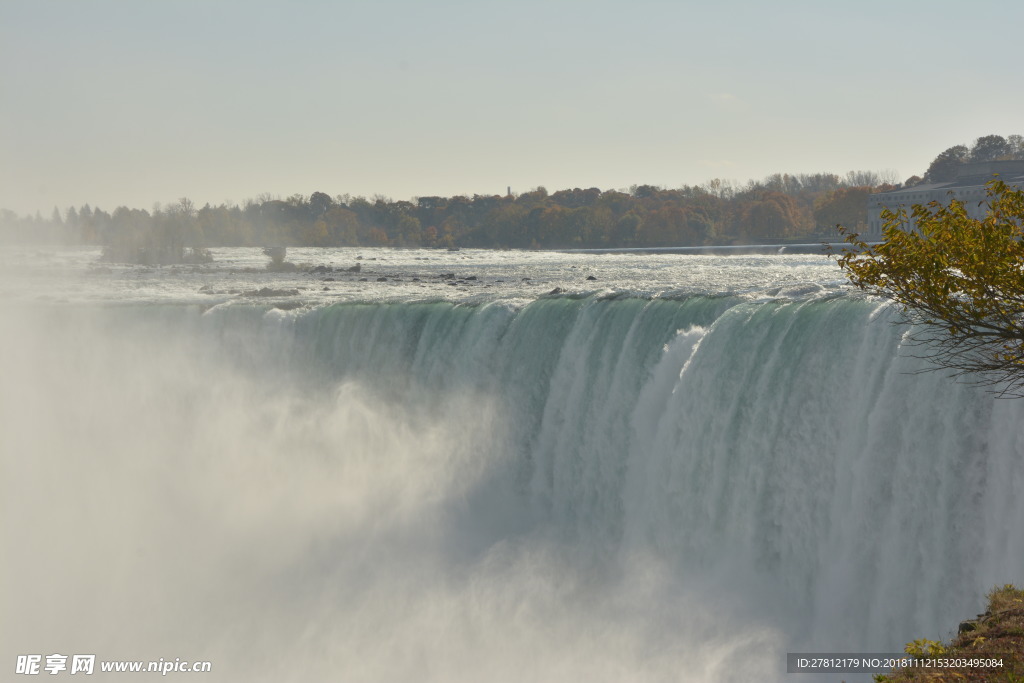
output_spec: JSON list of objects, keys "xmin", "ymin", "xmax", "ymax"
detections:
[
  {"xmin": 915, "ymin": 134, "xmax": 1024, "ymax": 185},
  {"xmin": 0, "ymin": 171, "xmax": 894, "ymax": 259},
  {"xmin": 2, "ymin": 134, "xmax": 1019, "ymax": 261}
]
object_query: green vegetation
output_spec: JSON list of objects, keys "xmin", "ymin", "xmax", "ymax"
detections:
[
  {"xmin": 833, "ymin": 180, "xmax": 1024, "ymax": 395},
  {"xmin": 875, "ymin": 585, "xmax": 1024, "ymax": 682}
]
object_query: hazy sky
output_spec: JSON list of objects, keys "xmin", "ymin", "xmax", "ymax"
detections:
[{"xmin": 2, "ymin": 0, "xmax": 1022, "ymax": 215}]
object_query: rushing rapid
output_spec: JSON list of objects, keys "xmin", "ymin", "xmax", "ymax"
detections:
[{"xmin": 3, "ymin": 248, "xmax": 1022, "ymax": 682}]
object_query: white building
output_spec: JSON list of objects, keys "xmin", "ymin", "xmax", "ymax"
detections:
[{"xmin": 865, "ymin": 160, "xmax": 1024, "ymax": 239}]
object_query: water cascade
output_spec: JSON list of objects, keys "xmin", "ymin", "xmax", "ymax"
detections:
[{"xmin": 4, "ymin": 293, "xmax": 1022, "ymax": 681}]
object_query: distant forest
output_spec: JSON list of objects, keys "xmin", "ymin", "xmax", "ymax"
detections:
[{"xmin": 2, "ymin": 134, "xmax": 1021, "ymax": 262}]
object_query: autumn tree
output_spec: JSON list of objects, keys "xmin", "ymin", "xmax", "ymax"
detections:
[
  {"xmin": 323, "ymin": 206, "xmax": 360, "ymax": 245},
  {"xmin": 832, "ymin": 180, "xmax": 1024, "ymax": 394},
  {"xmin": 814, "ymin": 186, "xmax": 871, "ymax": 233},
  {"xmin": 637, "ymin": 204, "xmax": 694, "ymax": 246},
  {"xmin": 734, "ymin": 192, "xmax": 810, "ymax": 239}
]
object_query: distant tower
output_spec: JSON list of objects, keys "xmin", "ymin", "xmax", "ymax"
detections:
[{"xmin": 507, "ymin": 186, "xmax": 511, "ymax": 196}]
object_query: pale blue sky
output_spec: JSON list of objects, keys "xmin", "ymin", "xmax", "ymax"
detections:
[{"xmin": 2, "ymin": 0, "xmax": 1022, "ymax": 214}]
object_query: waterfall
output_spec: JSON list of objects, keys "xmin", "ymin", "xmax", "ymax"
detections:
[{"xmin": 3, "ymin": 293, "xmax": 1022, "ymax": 681}]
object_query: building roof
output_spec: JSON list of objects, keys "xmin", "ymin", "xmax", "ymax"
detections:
[{"xmin": 874, "ymin": 160, "xmax": 1024, "ymax": 199}]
